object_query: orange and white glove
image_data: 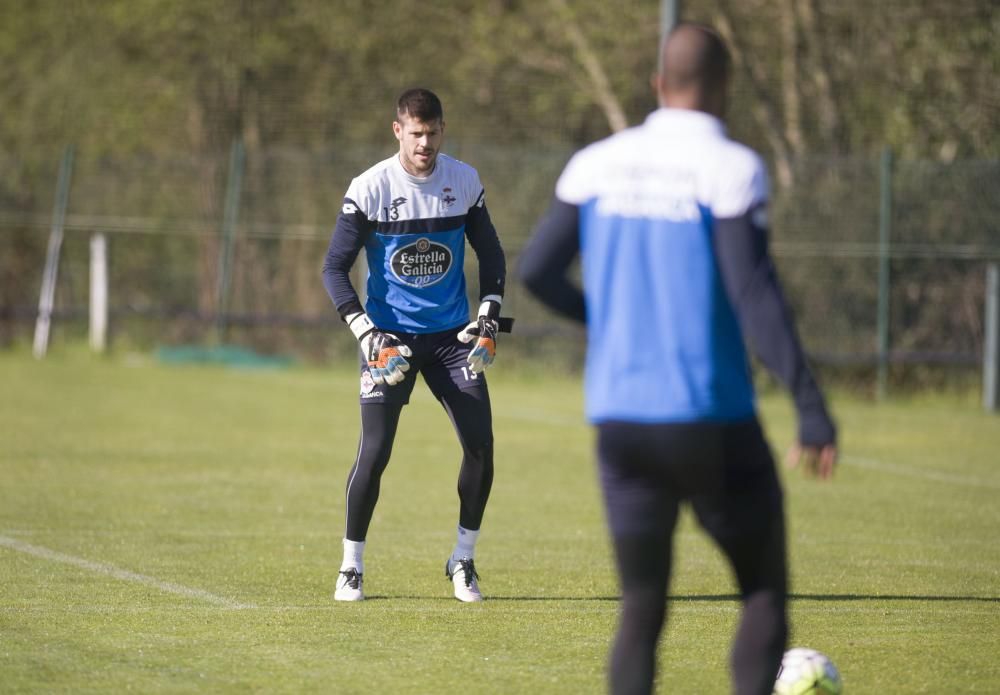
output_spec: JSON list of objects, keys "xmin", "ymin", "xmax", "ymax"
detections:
[
  {"xmin": 457, "ymin": 298, "xmax": 502, "ymax": 374},
  {"xmin": 347, "ymin": 312, "xmax": 412, "ymax": 386}
]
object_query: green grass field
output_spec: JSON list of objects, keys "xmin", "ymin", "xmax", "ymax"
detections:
[{"xmin": 2, "ymin": 348, "xmax": 998, "ymax": 693}]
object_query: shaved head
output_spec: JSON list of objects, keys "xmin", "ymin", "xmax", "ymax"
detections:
[{"xmin": 656, "ymin": 23, "xmax": 731, "ymax": 116}]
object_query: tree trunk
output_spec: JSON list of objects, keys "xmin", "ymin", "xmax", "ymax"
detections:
[
  {"xmin": 796, "ymin": 0, "xmax": 845, "ymax": 152},
  {"xmin": 549, "ymin": 0, "xmax": 629, "ymax": 133},
  {"xmin": 780, "ymin": 0, "xmax": 804, "ymax": 157},
  {"xmin": 714, "ymin": 8, "xmax": 794, "ymax": 188}
]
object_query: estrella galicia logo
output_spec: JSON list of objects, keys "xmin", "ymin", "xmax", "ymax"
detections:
[{"xmin": 390, "ymin": 237, "xmax": 452, "ymax": 288}]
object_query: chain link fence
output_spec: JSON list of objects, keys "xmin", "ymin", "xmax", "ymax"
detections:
[{"xmin": 1, "ymin": 143, "xmax": 998, "ymax": 389}]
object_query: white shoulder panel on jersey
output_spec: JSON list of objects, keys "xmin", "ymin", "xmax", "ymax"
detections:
[
  {"xmin": 438, "ymin": 154, "xmax": 485, "ymax": 213},
  {"xmin": 704, "ymin": 143, "xmax": 769, "ymax": 220},
  {"xmin": 344, "ymin": 157, "xmax": 397, "ymax": 221},
  {"xmin": 554, "ymin": 135, "xmax": 620, "ymax": 207},
  {"xmin": 555, "ymin": 109, "xmax": 769, "ymax": 222},
  {"xmin": 344, "ymin": 154, "xmax": 484, "ymax": 223}
]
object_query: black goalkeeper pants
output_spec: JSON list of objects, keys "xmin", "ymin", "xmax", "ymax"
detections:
[
  {"xmin": 597, "ymin": 419, "xmax": 788, "ymax": 695},
  {"xmin": 343, "ymin": 387, "xmax": 494, "ymax": 542}
]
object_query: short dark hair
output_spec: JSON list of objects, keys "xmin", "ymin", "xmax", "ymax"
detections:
[
  {"xmin": 661, "ymin": 23, "xmax": 731, "ymax": 94},
  {"xmin": 396, "ymin": 88, "xmax": 444, "ymax": 123}
]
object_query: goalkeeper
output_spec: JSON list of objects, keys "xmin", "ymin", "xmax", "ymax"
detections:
[{"xmin": 322, "ymin": 88, "xmax": 509, "ymax": 603}]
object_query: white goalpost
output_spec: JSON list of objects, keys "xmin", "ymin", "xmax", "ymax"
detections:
[{"xmin": 89, "ymin": 233, "xmax": 108, "ymax": 353}]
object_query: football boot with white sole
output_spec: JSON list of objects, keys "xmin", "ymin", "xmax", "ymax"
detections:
[
  {"xmin": 334, "ymin": 568, "xmax": 364, "ymax": 602},
  {"xmin": 446, "ymin": 557, "xmax": 483, "ymax": 602}
]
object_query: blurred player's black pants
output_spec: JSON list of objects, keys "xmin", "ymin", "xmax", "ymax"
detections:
[{"xmin": 597, "ymin": 418, "xmax": 788, "ymax": 695}]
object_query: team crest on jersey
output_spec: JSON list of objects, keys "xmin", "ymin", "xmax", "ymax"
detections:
[
  {"xmin": 390, "ymin": 237, "xmax": 452, "ymax": 288},
  {"xmin": 442, "ymin": 187, "xmax": 457, "ymax": 209}
]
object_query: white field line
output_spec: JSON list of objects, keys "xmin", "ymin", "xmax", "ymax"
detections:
[
  {"xmin": 841, "ymin": 455, "xmax": 1000, "ymax": 489},
  {"xmin": 0, "ymin": 535, "xmax": 255, "ymax": 609},
  {"xmin": 501, "ymin": 404, "xmax": 997, "ymax": 490}
]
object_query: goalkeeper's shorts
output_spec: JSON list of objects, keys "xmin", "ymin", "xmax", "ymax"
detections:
[{"xmin": 356, "ymin": 327, "xmax": 488, "ymax": 406}]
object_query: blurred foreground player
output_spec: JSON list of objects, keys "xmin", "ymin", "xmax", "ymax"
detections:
[{"xmin": 519, "ymin": 23, "xmax": 837, "ymax": 695}]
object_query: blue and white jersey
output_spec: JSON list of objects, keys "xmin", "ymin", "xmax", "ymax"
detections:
[
  {"xmin": 323, "ymin": 153, "xmax": 505, "ymax": 334},
  {"xmin": 555, "ymin": 109, "xmax": 767, "ymax": 424}
]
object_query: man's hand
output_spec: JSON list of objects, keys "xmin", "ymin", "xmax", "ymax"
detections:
[
  {"xmin": 347, "ymin": 313, "xmax": 412, "ymax": 386},
  {"xmin": 457, "ymin": 298, "xmax": 501, "ymax": 374},
  {"xmin": 785, "ymin": 443, "xmax": 838, "ymax": 480}
]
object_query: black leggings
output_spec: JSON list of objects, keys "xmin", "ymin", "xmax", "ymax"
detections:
[
  {"xmin": 343, "ymin": 388, "xmax": 494, "ymax": 542},
  {"xmin": 598, "ymin": 420, "xmax": 788, "ymax": 695}
]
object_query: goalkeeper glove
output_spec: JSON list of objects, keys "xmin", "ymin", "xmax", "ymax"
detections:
[
  {"xmin": 346, "ymin": 312, "xmax": 412, "ymax": 386},
  {"xmin": 457, "ymin": 298, "xmax": 502, "ymax": 374}
]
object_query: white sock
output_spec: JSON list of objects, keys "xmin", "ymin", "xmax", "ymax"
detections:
[
  {"xmin": 450, "ymin": 525, "xmax": 479, "ymax": 565},
  {"xmin": 341, "ymin": 539, "xmax": 365, "ymax": 574}
]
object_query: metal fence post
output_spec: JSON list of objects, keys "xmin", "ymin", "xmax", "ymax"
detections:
[
  {"xmin": 32, "ymin": 145, "xmax": 75, "ymax": 359},
  {"xmin": 984, "ymin": 263, "xmax": 1000, "ymax": 413},
  {"xmin": 661, "ymin": 0, "xmax": 681, "ymax": 50},
  {"xmin": 216, "ymin": 137, "xmax": 245, "ymax": 341},
  {"xmin": 876, "ymin": 146, "xmax": 893, "ymax": 400}
]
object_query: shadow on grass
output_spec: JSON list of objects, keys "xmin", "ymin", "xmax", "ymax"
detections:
[
  {"xmin": 359, "ymin": 593, "xmax": 1000, "ymax": 602},
  {"xmin": 668, "ymin": 593, "xmax": 1000, "ymax": 603},
  {"xmin": 360, "ymin": 595, "xmax": 618, "ymax": 601},
  {"xmin": 788, "ymin": 593, "xmax": 1000, "ymax": 603}
]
